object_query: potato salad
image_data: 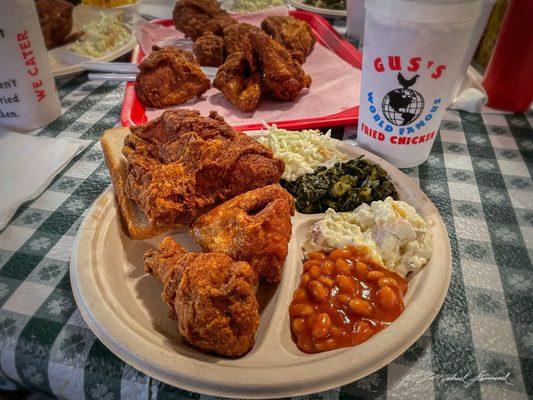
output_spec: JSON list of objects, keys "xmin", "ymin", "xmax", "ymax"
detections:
[{"xmin": 302, "ymin": 197, "xmax": 432, "ymax": 277}]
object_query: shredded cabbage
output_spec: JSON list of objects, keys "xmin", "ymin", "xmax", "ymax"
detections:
[
  {"xmin": 258, "ymin": 125, "xmax": 345, "ymax": 181},
  {"xmin": 70, "ymin": 13, "xmax": 130, "ymax": 57}
]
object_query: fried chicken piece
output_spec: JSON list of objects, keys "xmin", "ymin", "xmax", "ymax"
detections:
[
  {"xmin": 122, "ymin": 109, "xmax": 285, "ymax": 226},
  {"xmin": 223, "ymin": 23, "xmax": 262, "ymax": 57},
  {"xmin": 249, "ymin": 31, "xmax": 312, "ymax": 101},
  {"xmin": 35, "ymin": 0, "xmax": 74, "ymax": 49},
  {"xmin": 191, "ymin": 185, "xmax": 295, "ymax": 283},
  {"xmin": 135, "ymin": 46, "xmax": 210, "ymax": 108},
  {"xmin": 261, "ymin": 16, "xmax": 316, "ymax": 64},
  {"xmin": 193, "ymin": 32, "xmax": 224, "ymax": 67},
  {"xmin": 145, "ymin": 237, "xmax": 259, "ymax": 357},
  {"xmin": 213, "ymin": 52, "xmax": 262, "ymax": 112},
  {"xmin": 172, "ymin": 0, "xmax": 230, "ymax": 40},
  {"xmin": 204, "ymin": 14, "xmax": 238, "ymax": 37}
]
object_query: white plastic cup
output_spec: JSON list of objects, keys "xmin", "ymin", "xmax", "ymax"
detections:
[
  {"xmin": 0, "ymin": 0, "xmax": 62, "ymax": 132},
  {"xmin": 357, "ymin": 0, "xmax": 483, "ymax": 168}
]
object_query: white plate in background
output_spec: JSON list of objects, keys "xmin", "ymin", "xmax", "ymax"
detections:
[
  {"xmin": 49, "ymin": 5, "xmax": 137, "ymax": 78},
  {"xmin": 287, "ymin": 0, "xmax": 346, "ymax": 19}
]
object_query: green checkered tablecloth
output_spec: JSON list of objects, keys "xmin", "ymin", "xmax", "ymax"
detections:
[{"xmin": 0, "ymin": 75, "xmax": 531, "ymax": 400}]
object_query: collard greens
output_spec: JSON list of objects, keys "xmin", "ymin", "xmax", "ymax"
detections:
[{"xmin": 281, "ymin": 156, "xmax": 398, "ymax": 213}]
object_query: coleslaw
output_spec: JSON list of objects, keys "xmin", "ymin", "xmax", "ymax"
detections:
[
  {"xmin": 258, "ymin": 125, "xmax": 345, "ymax": 181},
  {"xmin": 70, "ymin": 13, "xmax": 130, "ymax": 58}
]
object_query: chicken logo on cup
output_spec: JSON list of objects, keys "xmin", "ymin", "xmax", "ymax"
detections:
[
  {"xmin": 382, "ymin": 73, "xmax": 424, "ymax": 126},
  {"xmin": 359, "ymin": 56, "xmax": 447, "ymax": 148}
]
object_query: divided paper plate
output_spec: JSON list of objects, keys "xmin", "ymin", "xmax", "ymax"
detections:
[{"xmin": 70, "ymin": 136, "xmax": 451, "ymax": 398}]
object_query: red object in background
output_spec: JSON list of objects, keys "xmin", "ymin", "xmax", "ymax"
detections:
[
  {"xmin": 483, "ymin": 0, "xmax": 533, "ymax": 112},
  {"xmin": 121, "ymin": 11, "xmax": 362, "ymax": 130}
]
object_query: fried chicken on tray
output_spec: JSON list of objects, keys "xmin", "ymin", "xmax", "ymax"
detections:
[
  {"xmin": 172, "ymin": 0, "xmax": 236, "ymax": 40},
  {"xmin": 122, "ymin": 109, "xmax": 284, "ymax": 227},
  {"xmin": 204, "ymin": 14, "xmax": 238, "ymax": 37},
  {"xmin": 193, "ymin": 32, "xmax": 224, "ymax": 67},
  {"xmin": 135, "ymin": 46, "xmax": 210, "ymax": 108},
  {"xmin": 250, "ymin": 31, "xmax": 312, "ymax": 102},
  {"xmin": 223, "ymin": 23, "xmax": 262, "ymax": 57},
  {"xmin": 145, "ymin": 237, "xmax": 259, "ymax": 357},
  {"xmin": 191, "ymin": 185, "xmax": 295, "ymax": 283},
  {"xmin": 153, "ymin": 4, "xmax": 315, "ymax": 112},
  {"xmin": 261, "ymin": 16, "xmax": 316, "ymax": 64},
  {"xmin": 214, "ymin": 27, "xmax": 312, "ymax": 110},
  {"xmin": 213, "ymin": 52, "xmax": 262, "ymax": 112}
]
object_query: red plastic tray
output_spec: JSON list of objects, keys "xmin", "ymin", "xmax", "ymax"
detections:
[{"xmin": 120, "ymin": 11, "xmax": 362, "ymax": 130}]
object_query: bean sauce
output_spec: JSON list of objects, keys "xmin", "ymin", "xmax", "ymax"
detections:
[{"xmin": 289, "ymin": 246, "xmax": 408, "ymax": 353}]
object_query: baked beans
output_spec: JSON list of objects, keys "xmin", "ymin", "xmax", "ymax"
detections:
[{"xmin": 289, "ymin": 246, "xmax": 408, "ymax": 353}]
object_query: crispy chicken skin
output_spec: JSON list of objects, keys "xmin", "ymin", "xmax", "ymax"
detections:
[
  {"xmin": 191, "ymin": 185, "xmax": 295, "ymax": 283},
  {"xmin": 35, "ymin": 0, "xmax": 74, "ymax": 50},
  {"xmin": 172, "ymin": 0, "xmax": 232, "ymax": 40},
  {"xmin": 193, "ymin": 32, "xmax": 224, "ymax": 67},
  {"xmin": 223, "ymin": 23, "xmax": 262, "ymax": 57},
  {"xmin": 145, "ymin": 238, "xmax": 259, "ymax": 357},
  {"xmin": 204, "ymin": 14, "xmax": 238, "ymax": 37},
  {"xmin": 135, "ymin": 46, "xmax": 210, "ymax": 108},
  {"xmin": 261, "ymin": 16, "xmax": 316, "ymax": 64},
  {"xmin": 122, "ymin": 109, "xmax": 285, "ymax": 226},
  {"xmin": 213, "ymin": 52, "xmax": 262, "ymax": 112},
  {"xmin": 249, "ymin": 32, "xmax": 312, "ymax": 101}
]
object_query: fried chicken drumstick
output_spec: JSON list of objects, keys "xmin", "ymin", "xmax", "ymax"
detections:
[
  {"xmin": 191, "ymin": 185, "xmax": 295, "ymax": 283},
  {"xmin": 261, "ymin": 16, "xmax": 316, "ymax": 64},
  {"xmin": 122, "ymin": 109, "xmax": 284, "ymax": 227},
  {"xmin": 135, "ymin": 46, "xmax": 210, "ymax": 108},
  {"xmin": 145, "ymin": 238, "xmax": 259, "ymax": 357},
  {"xmin": 250, "ymin": 31, "xmax": 312, "ymax": 102}
]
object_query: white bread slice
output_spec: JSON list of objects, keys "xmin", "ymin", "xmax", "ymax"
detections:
[{"xmin": 100, "ymin": 127, "xmax": 170, "ymax": 240}]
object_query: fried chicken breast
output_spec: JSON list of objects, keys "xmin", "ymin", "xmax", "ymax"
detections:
[
  {"xmin": 261, "ymin": 16, "xmax": 316, "ymax": 64},
  {"xmin": 213, "ymin": 52, "xmax": 262, "ymax": 112},
  {"xmin": 135, "ymin": 47, "xmax": 210, "ymax": 108},
  {"xmin": 122, "ymin": 109, "xmax": 285, "ymax": 227},
  {"xmin": 191, "ymin": 185, "xmax": 295, "ymax": 283},
  {"xmin": 145, "ymin": 237, "xmax": 259, "ymax": 357},
  {"xmin": 249, "ymin": 31, "xmax": 312, "ymax": 101}
]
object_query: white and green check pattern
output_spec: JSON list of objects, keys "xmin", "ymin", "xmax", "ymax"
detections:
[{"xmin": 0, "ymin": 75, "xmax": 531, "ymax": 400}]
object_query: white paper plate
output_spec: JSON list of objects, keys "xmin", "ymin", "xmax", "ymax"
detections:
[
  {"xmin": 70, "ymin": 138, "xmax": 451, "ymax": 398},
  {"xmin": 49, "ymin": 6, "xmax": 137, "ymax": 78},
  {"xmin": 287, "ymin": 0, "xmax": 347, "ymax": 19}
]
